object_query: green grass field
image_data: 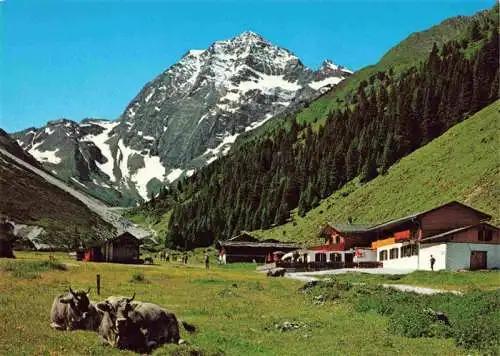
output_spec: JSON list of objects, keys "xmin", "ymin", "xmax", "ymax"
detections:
[
  {"xmin": 1, "ymin": 252, "xmax": 498, "ymax": 355},
  {"xmin": 257, "ymin": 101, "xmax": 500, "ymax": 245}
]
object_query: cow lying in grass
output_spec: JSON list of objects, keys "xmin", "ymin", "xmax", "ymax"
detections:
[
  {"xmin": 95, "ymin": 294, "xmax": 196, "ymax": 352},
  {"xmin": 50, "ymin": 287, "xmax": 93, "ymax": 331},
  {"xmin": 50, "ymin": 289, "xmax": 196, "ymax": 352}
]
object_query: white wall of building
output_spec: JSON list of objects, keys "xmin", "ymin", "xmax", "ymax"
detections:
[
  {"xmin": 382, "ymin": 254, "xmax": 418, "ymax": 269},
  {"xmin": 377, "ymin": 242, "xmax": 418, "ymax": 269},
  {"xmin": 446, "ymin": 243, "xmax": 500, "ymax": 270},
  {"xmin": 376, "ymin": 241, "xmax": 500, "ymax": 271},
  {"xmin": 356, "ymin": 249, "xmax": 377, "ymax": 262},
  {"xmin": 418, "ymin": 243, "xmax": 447, "ymax": 271}
]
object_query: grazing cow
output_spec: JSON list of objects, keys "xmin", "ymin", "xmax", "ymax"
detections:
[
  {"xmin": 267, "ymin": 267, "xmax": 286, "ymax": 277},
  {"xmin": 98, "ymin": 294, "xmax": 196, "ymax": 351},
  {"xmin": 50, "ymin": 288, "xmax": 91, "ymax": 330}
]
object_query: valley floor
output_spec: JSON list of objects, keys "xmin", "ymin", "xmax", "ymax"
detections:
[{"xmin": 0, "ymin": 252, "xmax": 498, "ymax": 355}]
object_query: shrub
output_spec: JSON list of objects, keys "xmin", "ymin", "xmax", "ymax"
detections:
[
  {"xmin": 318, "ymin": 278, "xmax": 352, "ymax": 292},
  {"xmin": 388, "ymin": 308, "xmax": 436, "ymax": 338},
  {"xmin": 452, "ymin": 314, "xmax": 500, "ymax": 351},
  {"xmin": 130, "ymin": 272, "xmax": 148, "ymax": 283},
  {"xmin": 384, "ymin": 274, "xmax": 404, "ymax": 281},
  {"xmin": 353, "ymin": 288, "xmax": 424, "ymax": 316},
  {"xmin": 312, "ymin": 279, "xmax": 352, "ymax": 301}
]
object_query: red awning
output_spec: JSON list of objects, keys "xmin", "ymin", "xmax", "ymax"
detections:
[{"xmin": 394, "ymin": 230, "xmax": 410, "ymax": 241}]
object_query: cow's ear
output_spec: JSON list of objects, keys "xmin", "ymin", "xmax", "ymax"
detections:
[{"xmin": 60, "ymin": 296, "xmax": 73, "ymax": 304}]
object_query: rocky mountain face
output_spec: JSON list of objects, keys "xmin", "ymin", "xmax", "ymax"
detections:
[
  {"xmin": 0, "ymin": 129, "xmax": 116, "ymax": 249},
  {"xmin": 12, "ymin": 31, "xmax": 351, "ymax": 205}
]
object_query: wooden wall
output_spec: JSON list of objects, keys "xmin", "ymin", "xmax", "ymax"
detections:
[
  {"xmin": 421, "ymin": 204, "xmax": 486, "ymax": 238},
  {"xmin": 451, "ymin": 225, "xmax": 500, "ymax": 244}
]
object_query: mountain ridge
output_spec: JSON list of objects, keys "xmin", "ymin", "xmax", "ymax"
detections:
[{"xmin": 12, "ymin": 31, "xmax": 351, "ymax": 205}]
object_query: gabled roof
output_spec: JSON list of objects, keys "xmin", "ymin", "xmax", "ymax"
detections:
[
  {"xmin": 217, "ymin": 240, "xmax": 301, "ymax": 249},
  {"xmin": 227, "ymin": 232, "xmax": 259, "ymax": 243},
  {"xmin": 105, "ymin": 231, "xmax": 141, "ymax": 245},
  {"xmin": 370, "ymin": 201, "xmax": 491, "ymax": 232},
  {"xmin": 420, "ymin": 222, "xmax": 499, "ymax": 243},
  {"xmin": 325, "ymin": 201, "xmax": 491, "ymax": 235}
]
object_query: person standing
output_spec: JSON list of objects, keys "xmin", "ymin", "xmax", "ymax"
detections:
[
  {"xmin": 204, "ymin": 253, "xmax": 210, "ymax": 270},
  {"xmin": 430, "ymin": 255, "xmax": 436, "ymax": 271}
]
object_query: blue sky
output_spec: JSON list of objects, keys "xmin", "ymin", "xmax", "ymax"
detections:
[{"xmin": 1, "ymin": 0, "xmax": 493, "ymax": 133}]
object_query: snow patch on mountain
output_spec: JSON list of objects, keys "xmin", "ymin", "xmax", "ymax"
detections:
[
  {"xmin": 202, "ymin": 132, "xmax": 239, "ymax": 160},
  {"xmin": 189, "ymin": 49, "xmax": 205, "ymax": 56},
  {"xmin": 145, "ymin": 89, "xmax": 155, "ymax": 103},
  {"xmin": 239, "ymin": 72, "xmax": 301, "ymax": 93},
  {"xmin": 166, "ymin": 168, "xmax": 184, "ymax": 182},
  {"xmin": 70, "ymin": 177, "xmax": 87, "ymax": 188},
  {"xmin": 245, "ymin": 113, "xmax": 274, "ymax": 132},
  {"xmin": 81, "ymin": 121, "xmax": 119, "ymax": 182},
  {"xmin": 134, "ymin": 155, "xmax": 165, "ymax": 200},
  {"xmin": 29, "ymin": 145, "xmax": 61, "ymax": 164},
  {"xmin": 308, "ymin": 76, "xmax": 343, "ymax": 90}
]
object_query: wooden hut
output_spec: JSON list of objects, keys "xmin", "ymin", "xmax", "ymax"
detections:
[
  {"xmin": 102, "ymin": 232, "xmax": 140, "ymax": 263},
  {"xmin": 216, "ymin": 233, "xmax": 300, "ymax": 263},
  {"xmin": 85, "ymin": 232, "xmax": 141, "ymax": 263}
]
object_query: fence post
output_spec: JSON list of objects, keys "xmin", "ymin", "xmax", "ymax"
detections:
[{"xmin": 96, "ymin": 274, "xmax": 101, "ymax": 296}]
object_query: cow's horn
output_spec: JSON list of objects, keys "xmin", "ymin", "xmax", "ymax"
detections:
[
  {"xmin": 69, "ymin": 287, "xmax": 76, "ymax": 296},
  {"xmin": 86, "ymin": 288, "xmax": 91, "ymax": 295},
  {"xmin": 127, "ymin": 293, "xmax": 136, "ymax": 302}
]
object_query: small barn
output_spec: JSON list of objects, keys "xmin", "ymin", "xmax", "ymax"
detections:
[
  {"xmin": 216, "ymin": 233, "xmax": 300, "ymax": 263},
  {"xmin": 85, "ymin": 232, "xmax": 141, "ymax": 263}
]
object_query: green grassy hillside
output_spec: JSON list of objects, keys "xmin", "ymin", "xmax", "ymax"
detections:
[{"xmin": 255, "ymin": 101, "xmax": 500, "ymax": 244}]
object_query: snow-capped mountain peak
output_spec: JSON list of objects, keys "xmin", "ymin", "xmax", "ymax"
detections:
[{"xmin": 13, "ymin": 31, "xmax": 353, "ymax": 205}]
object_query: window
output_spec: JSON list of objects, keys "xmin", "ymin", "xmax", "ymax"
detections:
[
  {"xmin": 330, "ymin": 253, "xmax": 342, "ymax": 262},
  {"xmin": 401, "ymin": 244, "xmax": 418, "ymax": 257},
  {"xmin": 478, "ymin": 229, "xmax": 493, "ymax": 242},
  {"xmin": 315, "ymin": 253, "xmax": 327, "ymax": 262},
  {"xmin": 330, "ymin": 235, "xmax": 341, "ymax": 244},
  {"xmin": 379, "ymin": 250, "xmax": 388, "ymax": 261},
  {"xmin": 389, "ymin": 248, "xmax": 399, "ymax": 259}
]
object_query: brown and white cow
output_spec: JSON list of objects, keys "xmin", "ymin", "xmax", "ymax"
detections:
[{"xmin": 50, "ymin": 288, "xmax": 92, "ymax": 330}]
